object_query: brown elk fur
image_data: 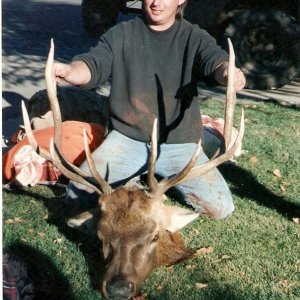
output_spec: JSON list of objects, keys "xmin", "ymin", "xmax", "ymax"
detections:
[{"xmin": 68, "ymin": 186, "xmax": 197, "ymax": 298}]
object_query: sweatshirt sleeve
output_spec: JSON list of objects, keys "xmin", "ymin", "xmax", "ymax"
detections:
[
  {"xmin": 194, "ymin": 28, "xmax": 229, "ymax": 81},
  {"xmin": 72, "ymin": 32, "xmax": 114, "ymax": 90}
]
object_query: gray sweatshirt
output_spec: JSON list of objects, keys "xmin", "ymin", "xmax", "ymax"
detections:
[{"xmin": 75, "ymin": 17, "xmax": 228, "ymax": 143}]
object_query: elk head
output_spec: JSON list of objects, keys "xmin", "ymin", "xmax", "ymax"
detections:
[{"xmin": 22, "ymin": 39, "xmax": 244, "ymax": 300}]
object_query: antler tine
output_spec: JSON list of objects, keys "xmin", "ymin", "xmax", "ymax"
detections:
[
  {"xmin": 147, "ymin": 118, "xmax": 202, "ymax": 197},
  {"xmin": 176, "ymin": 108, "xmax": 244, "ymax": 184},
  {"xmin": 49, "ymin": 139, "xmax": 102, "ymax": 194},
  {"xmin": 45, "ymin": 39, "xmax": 62, "ymax": 150},
  {"xmin": 147, "ymin": 118, "xmax": 159, "ymax": 193},
  {"xmin": 83, "ymin": 129, "xmax": 113, "ymax": 194},
  {"xmin": 223, "ymin": 38, "xmax": 236, "ymax": 150},
  {"xmin": 21, "ymin": 100, "xmax": 52, "ymax": 161},
  {"xmin": 146, "ymin": 39, "xmax": 245, "ymax": 197}
]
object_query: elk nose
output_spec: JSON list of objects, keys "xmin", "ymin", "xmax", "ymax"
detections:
[{"xmin": 106, "ymin": 275, "xmax": 135, "ymax": 300}]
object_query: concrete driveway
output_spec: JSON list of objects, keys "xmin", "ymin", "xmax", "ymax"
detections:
[
  {"xmin": 2, "ymin": 0, "xmax": 99, "ymax": 150},
  {"xmin": 2, "ymin": 0, "xmax": 300, "ymax": 153}
]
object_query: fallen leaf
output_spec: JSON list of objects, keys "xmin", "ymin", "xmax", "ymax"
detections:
[
  {"xmin": 195, "ymin": 283, "xmax": 208, "ymax": 289},
  {"xmin": 212, "ymin": 259, "xmax": 222, "ymax": 264},
  {"xmin": 273, "ymin": 169, "xmax": 282, "ymax": 177},
  {"xmin": 28, "ymin": 229, "xmax": 34, "ymax": 234},
  {"xmin": 155, "ymin": 285, "xmax": 163, "ymax": 291},
  {"xmin": 292, "ymin": 218, "xmax": 299, "ymax": 224},
  {"xmin": 54, "ymin": 238, "xmax": 63, "ymax": 244},
  {"xmin": 212, "ymin": 254, "xmax": 231, "ymax": 264},
  {"xmin": 43, "ymin": 214, "xmax": 49, "ymax": 220},
  {"xmin": 291, "ymin": 125, "xmax": 300, "ymax": 135},
  {"xmin": 37, "ymin": 232, "xmax": 45, "ymax": 238},
  {"xmin": 5, "ymin": 217, "xmax": 23, "ymax": 224},
  {"xmin": 278, "ymin": 280, "xmax": 289, "ymax": 287},
  {"xmin": 249, "ymin": 156, "xmax": 258, "ymax": 164},
  {"xmin": 195, "ymin": 246, "xmax": 214, "ymax": 256},
  {"xmin": 280, "ymin": 185, "xmax": 286, "ymax": 192},
  {"xmin": 185, "ymin": 264, "xmax": 196, "ymax": 270},
  {"xmin": 221, "ymin": 255, "xmax": 231, "ymax": 260},
  {"xmin": 4, "ymin": 219, "xmax": 15, "ymax": 224}
]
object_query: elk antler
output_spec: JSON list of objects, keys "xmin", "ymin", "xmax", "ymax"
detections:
[
  {"xmin": 22, "ymin": 39, "xmax": 113, "ymax": 195},
  {"xmin": 147, "ymin": 38, "xmax": 244, "ymax": 197},
  {"xmin": 223, "ymin": 38, "xmax": 237, "ymax": 150}
]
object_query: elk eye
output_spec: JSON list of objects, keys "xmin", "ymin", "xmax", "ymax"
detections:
[{"xmin": 152, "ymin": 234, "xmax": 159, "ymax": 242}]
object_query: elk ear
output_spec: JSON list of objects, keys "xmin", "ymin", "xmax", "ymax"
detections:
[
  {"xmin": 67, "ymin": 208, "xmax": 100, "ymax": 235},
  {"xmin": 165, "ymin": 206, "xmax": 200, "ymax": 233}
]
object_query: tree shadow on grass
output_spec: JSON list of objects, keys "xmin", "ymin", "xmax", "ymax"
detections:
[
  {"xmin": 219, "ymin": 164, "xmax": 300, "ymax": 219},
  {"xmin": 3, "ymin": 187, "xmax": 107, "ymax": 298},
  {"xmin": 4, "ymin": 241, "xmax": 74, "ymax": 300}
]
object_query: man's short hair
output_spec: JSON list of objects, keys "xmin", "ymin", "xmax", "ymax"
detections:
[{"xmin": 176, "ymin": 1, "xmax": 187, "ymax": 20}]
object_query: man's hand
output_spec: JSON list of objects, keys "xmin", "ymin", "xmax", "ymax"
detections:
[
  {"xmin": 53, "ymin": 60, "xmax": 91, "ymax": 86},
  {"xmin": 53, "ymin": 62, "xmax": 72, "ymax": 84},
  {"xmin": 214, "ymin": 62, "xmax": 246, "ymax": 92}
]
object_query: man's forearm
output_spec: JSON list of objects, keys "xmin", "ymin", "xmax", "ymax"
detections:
[
  {"xmin": 214, "ymin": 62, "xmax": 246, "ymax": 91},
  {"xmin": 54, "ymin": 60, "xmax": 91, "ymax": 86}
]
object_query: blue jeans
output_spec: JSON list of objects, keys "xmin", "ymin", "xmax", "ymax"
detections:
[{"xmin": 65, "ymin": 129, "xmax": 234, "ymax": 219}]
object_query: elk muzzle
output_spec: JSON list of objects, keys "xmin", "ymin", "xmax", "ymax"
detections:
[{"xmin": 103, "ymin": 274, "xmax": 136, "ymax": 300}]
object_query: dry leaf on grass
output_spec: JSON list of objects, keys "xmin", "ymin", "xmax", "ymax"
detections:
[
  {"xmin": 5, "ymin": 217, "xmax": 23, "ymax": 224},
  {"xmin": 185, "ymin": 264, "xmax": 196, "ymax": 270},
  {"xmin": 37, "ymin": 232, "xmax": 45, "ymax": 238},
  {"xmin": 249, "ymin": 156, "xmax": 258, "ymax": 164},
  {"xmin": 155, "ymin": 285, "xmax": 163, "ymax": 291},
  {"xmin": 167, "ymin": 265, "xmax": 174, "ymax": 272},
  {"xmin": 212, "ymin": 254, "xmax": 231, "ymax": 264},
  {"xmin": 278, "ymin": 280, "xmax": 289, "ymax": 287},
  {"xmin": 54, "ymin": 238, "xmax": 63, "ymax": 244},
  {"xmin": 280, "ymin": 185, "xmax": 286, "ymax": 192},
  {"xmin": 273, "ymin": 169, "xmax": 282, "ymax": 177},
  {"xmin": 292, "ymin": 218, "xmax": 299, "ymax": 224},
  {"xmin": 221, "ymin": 255, "xmax": 231, "ymax": 260},
  {"xmin": 195, "ymin": 283, "xmax": 208, "ymax": 289},
  {"xmin": 195, "ymin": 246, "xmax": 214, "ymax": 256}
]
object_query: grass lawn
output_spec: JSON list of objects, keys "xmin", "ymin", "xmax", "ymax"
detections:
[{"xmin": 3, "ymin": 98, "xmax": 300, "ymax": 300}]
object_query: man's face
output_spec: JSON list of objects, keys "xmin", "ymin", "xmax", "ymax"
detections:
[{"xmin": 144, "ymin": 0, "xmax": 186, "ymax": 31}]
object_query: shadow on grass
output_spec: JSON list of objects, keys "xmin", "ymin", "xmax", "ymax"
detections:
[
  {"xmin": 4, "ymin": 187, "xmax": 107, "ymax": 297},
  {"xmin": 219, "ymin": 164, "xmax": 300, "ymax": 219},
  {"xmin": 145, "ymin": 263, "xmax": 261, "ymax": 300},
  {"xmin": 4, "ymin": 241, "xmax": 74, "ymax": 299},
  {"xmin": 4, "ymin": 161, "xmax": 299, "ymax": 299}
]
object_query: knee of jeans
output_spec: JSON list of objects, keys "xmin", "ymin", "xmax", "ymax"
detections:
[
  {"xmin": 186, "ymin": 192, "xmax": 235, "ymax": 220},
  {"xmin": 214, "ymin": 201, "xmax": 235, "ymax": 220}
]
